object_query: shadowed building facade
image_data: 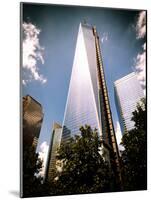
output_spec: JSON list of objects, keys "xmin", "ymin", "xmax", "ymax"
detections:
[
  {"xmin": 61, "ymin": 23, "xmax": 121, "ymax": 187},
  {"xmin": 23, "ymin": 95, "xmax": 43, "ymax": 149},
  {"xmin": 114, "ymin": 72, "xmax": 144, "ymax": 134},
  {"xmin": 44, "ymin": 122, "xmax": 62, "ymax": 182}
]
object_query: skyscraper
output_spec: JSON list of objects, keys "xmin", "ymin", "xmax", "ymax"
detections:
[
  {"xmin": 61, "ymin": 23, "xmax": 121, "ymax": 185},
  {"xmin": 114, "ymin": 72, "xmax": 144, "ymax": 134},
  {"xmin": 44, "ymin": 122, "xmax": 62, "ymax": 182},
  {"xmin": 23, "ymin": 95, "xmax": 44, "ymax": 149}
]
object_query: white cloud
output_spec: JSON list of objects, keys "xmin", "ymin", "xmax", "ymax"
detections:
[
  {"xmin": 115, "ymin": 121, "xmax": 124, "ymax": 152},
  {"xmin": 101, "ymin": 32, "xmax": 108, "ymax": 43},
  {"xmin": 22, "ymin": 22, "xmax": 47, "ymax": 85},
  {"xmin": 136, "ymin": 11, "xmax": 146, "ymax": 39},
  {"xmin": 38, "ymin": 141, "xmax": 49, "ymax": 177},
  {"xmin": 22, "ymin": 79, "xmax": 26, "ymax": 85},
  {"xmin": 133, "ymin": 11, "xmax": 146, "ymax": 93},
  {"xmin": 134, "ymin": 42, "xmax": 146, "ymax": 92}
]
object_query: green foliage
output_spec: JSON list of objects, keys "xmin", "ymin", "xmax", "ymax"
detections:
[
  {"xmin": 22, "ymin": 145, "xmax": 43, "ymax": 197},
  {"xmin": 121, "ymin": 98, "xmax": 147, "ymax": 191},
  {"xmin": 53, "ymin": 125, "xmax": 115, "ymax": 195},
  {"xmin": 22, "ymin": 125, "xmax": 123, "ymax": 196},
  {"xmin": 22, "ymin": 97, "xmax": 147, "ymax": 196}
]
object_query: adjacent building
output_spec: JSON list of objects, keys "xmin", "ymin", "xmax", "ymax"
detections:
[
  {"xmin": 114, "ymin": 72, "xmax": 144, "ymax": 134},
  {"xmin": 23, "ymin": 95, "xmax": 44, "ymax": 149},
  {"xmin": 44, "ymin": 122, "xmax": 62, "ymax": 182},
  {"xmin": 61, "ymin": 23, "xmax": 121, "ymax": 185}
]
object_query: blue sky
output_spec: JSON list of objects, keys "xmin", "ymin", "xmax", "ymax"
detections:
[{"xmin": 22, "ymin": 3, "xmax": 146, "ymax": 158}]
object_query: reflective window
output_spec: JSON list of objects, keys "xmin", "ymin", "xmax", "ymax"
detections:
[{"xmin": 114, "ymin": 72, "xmax": 144, "ymax": 133}]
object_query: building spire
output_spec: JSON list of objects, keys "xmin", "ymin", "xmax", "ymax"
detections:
[
  {"xmin": 83, "ymin": 18, "xmax": 87, "ymax": 25},
  {"xmin": 82, "ymin": 19, "xmax": 92, "ymax": 28}
]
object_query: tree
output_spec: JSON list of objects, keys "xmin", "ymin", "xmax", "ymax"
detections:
[
  {"xmin": 121, "ymin": 98, "xmax": 147, "ymax": 191},
  {"xmin": 53, "ymin": 125, "xmax": 116, "ymax": 195},
  {"xmin": 22, "ymin": 145, "xmax": 43, "ymax": 197}
]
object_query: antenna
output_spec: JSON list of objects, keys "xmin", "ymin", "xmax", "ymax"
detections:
[
  {"xmin": 83, "ymin": 19, "xmax": 87, "ymax": 25},
  {"xmin": 82, "ymin": 19, "xmax": 92, "ymax": 29}
]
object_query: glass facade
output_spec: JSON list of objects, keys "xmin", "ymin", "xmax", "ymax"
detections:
[
  {"xmin": 23, "ymin": 95, "xmax": 43, "ymax": 149},
  {"xmin": 114, "ymin": 72, "xmax": 144, "ymax": 134},
  {"xmin": 61, "ymin": 23, "xmax": 121, "ymax": 186},
  {"xmin": 62, "ymin": 24, "xmax": 102, "ymax": 142},
  {"xmin": 44, "ymin": 123, "xmax": 62, "ymax": 182}
]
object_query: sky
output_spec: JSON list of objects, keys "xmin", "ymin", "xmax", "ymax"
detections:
[{"xmin": 21, "ymin": 3, "xmax": 146, "ymax": 176}]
